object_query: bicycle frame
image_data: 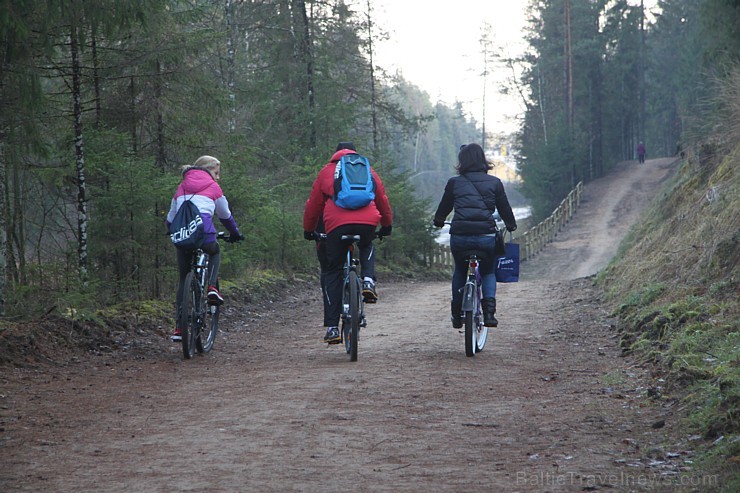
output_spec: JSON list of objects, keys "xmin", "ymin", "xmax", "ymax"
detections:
[
  {"xmin": 193, "ymin": 250, "xmax": 209, "ymax": 295},
  {"xmin": 342, "ymin": 237, "xmax": 361, "ymax": 305},
  {"xmin": 461, "ymin": 256, "xmax": 482, "ymax": 313}
]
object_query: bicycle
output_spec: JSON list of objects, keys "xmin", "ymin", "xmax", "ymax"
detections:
[
  {"xmin": 440, "ymin": 221, "xmax": 488, "ymax": 357},
  {"xmin": 317, "ymin": 232, "xmax": 369, "ymax": 362},
  {"xmin": 178, "ymin": 232, "xmax": 229, "ymax": 359}
]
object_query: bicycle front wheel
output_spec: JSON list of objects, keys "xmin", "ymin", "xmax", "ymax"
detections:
[
  {"xmin": 474, "ymin": 299, "xmax": 488, "ymax": 354},
  {"xmin": 344, "ymin": 270, "xmax": 360, "ymax": 362},
  {"xmin": 196, "ymin": 279, "xmax": 219, "ymax": 353},
  {"xmin": 464, "ymin": 288, "xmax": 488, "ymax": 357},
  {"xmin": 196, "ymin": 303, "xmax": 219, "ymax": 353},
  {"xmin": 180, "ymin": 272, "xmax": 198, "ymax": 359}
]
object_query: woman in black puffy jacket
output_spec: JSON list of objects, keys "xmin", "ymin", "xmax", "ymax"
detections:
[{"xmin": 433, "ymin": 143, "xmax": 517, "ymax": 328}]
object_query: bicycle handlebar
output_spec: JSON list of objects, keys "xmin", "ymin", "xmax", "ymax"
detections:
[
  {"xmin": 435, "ymin": 221, "xmax": 514, "ymax": 233},
  {"xmin": 312, "ymin": 231, "xmax": 384, "ymax": 241},
  {"xmin": 217, "ymin": 231, "xmax": 244, "ymax": 243}
]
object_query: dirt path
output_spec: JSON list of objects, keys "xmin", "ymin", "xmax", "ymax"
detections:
[{"xmin": 2, "ymin": 159, "xmax": 703, "ymax": 493}]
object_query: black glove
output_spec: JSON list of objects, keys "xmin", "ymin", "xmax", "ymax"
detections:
[
  {"xmin": 227, "ymin": 232, "xmax": 245, "ymax": 243},
  {"xmin": 433, "ymin": 219, "xmax": 445, "ymax": 228},
  {"xmin": 506, "ymin": 224, "xmax": 517, "ymax": 232},
  {"xmin": 304, "ymin": 231, "xmax": 316, "ymax": 241},
  {"xmin": 377, "ymin": 225, "xmax": 392, "ymax": 238}
]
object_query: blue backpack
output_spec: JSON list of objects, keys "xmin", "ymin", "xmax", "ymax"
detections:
[{"xmin": 333, "ymin": 153, "xmax": 375, "ymax": 209}]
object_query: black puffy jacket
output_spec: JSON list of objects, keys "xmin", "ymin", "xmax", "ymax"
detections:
[{"xmin": 434, "ymin": 171, "xmax": 517, "ymax": 235}]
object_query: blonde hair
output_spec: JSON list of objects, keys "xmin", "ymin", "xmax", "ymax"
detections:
[{"xmin": 181, "ymin": 155, "xmax": 221, "ymax": 179}]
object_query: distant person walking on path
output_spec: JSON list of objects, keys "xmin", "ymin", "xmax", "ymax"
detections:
[
  {"xmin": 637, "ymin": 142, "xmax": 646, "ymax": 164},
  {"xmin": 433, "ymin": 143, "xmax": 517, "ymax": 329}
]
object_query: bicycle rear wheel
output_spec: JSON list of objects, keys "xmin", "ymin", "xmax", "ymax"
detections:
[
  {"xmin": 344, "ymin": 270, "xmax": 360, "ymax": 362},
  {"xmin": 180, "ymin": 272, "xmax": 198, "ymax": 359}
]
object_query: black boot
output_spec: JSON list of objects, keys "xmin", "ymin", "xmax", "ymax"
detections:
[
  {"xmin": 482, "ymin": 298, "xmax": 498, "ymax": 327},
  {"xmin": 451, "ymin": 301, "xmax": 462, "ymax": 329}
]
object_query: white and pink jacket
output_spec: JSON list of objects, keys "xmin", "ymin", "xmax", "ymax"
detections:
[{"xmin": 166, "ymin": 168, "xmax": 241, "ymax": 245}]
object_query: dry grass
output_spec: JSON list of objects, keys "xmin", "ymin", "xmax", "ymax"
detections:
[{"xmin": 597, "ymin": 70, "xmax": 740, "ymax": 491}]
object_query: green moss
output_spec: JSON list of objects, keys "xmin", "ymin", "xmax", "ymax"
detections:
[{"xmin": 614, "ymin": 283, "xmax": 668, "ymax": 315}]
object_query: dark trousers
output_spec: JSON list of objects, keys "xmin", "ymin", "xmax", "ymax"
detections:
[
  {"xmin": 322, "ymin": 224, "xmax": 376, "ymax": 327},
  {"xmin": 176, "ymin": 241, "xmax": 220, "ymax": 320},
  {"xmin": 315, "ymin": 234, "xmax": 375, "ymax": 294},
  {"xmin": 449, "ymin": 234, "xmax": 497, "ymax": 307}
]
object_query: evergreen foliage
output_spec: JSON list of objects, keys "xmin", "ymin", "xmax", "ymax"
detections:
[
  {"xmin": 516, "ymin": 0, "xmax": 740, "ymax": 221},
  {"xmin": 0, "ymin": 0, "xmax": 484, "ymax": 316}
]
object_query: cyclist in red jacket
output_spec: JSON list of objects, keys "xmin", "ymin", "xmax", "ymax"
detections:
[{"xmin": 303, "ymin": 144, "xmax": 393, "ymax": 344}]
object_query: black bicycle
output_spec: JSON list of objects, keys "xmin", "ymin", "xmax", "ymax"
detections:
[
  {"xmin": 317, "ymin": 233, "xmax": 368, "ymax": 361},
  {"xmin": 179, "ymin": 233, "xmax": 229, "ymax": 359},
  {"xmin": 341, "ymin": 234, "xmax": 368, "ymax": 361}
]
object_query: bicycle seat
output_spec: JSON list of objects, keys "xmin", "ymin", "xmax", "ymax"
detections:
[
  {"xmin": 340, "ymin": 234, "xmax": 361, "ymax": 243},
  {"xmin": 460, "ymin": 250, "xmax": 489, "ymax": 261}
]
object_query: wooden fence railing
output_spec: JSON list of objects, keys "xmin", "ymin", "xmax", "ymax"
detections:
[
  {"xmin": 517, "ymin": 181, "xmax": 583, "ymax": 262},
  {"xmin": 429, "ymin": 181, "xmax": 583, "ymax": 268}
]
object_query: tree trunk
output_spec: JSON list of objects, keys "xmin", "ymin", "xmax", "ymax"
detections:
[
  {"xmin": 92, "ymin": 30, "xmax": 102, "ymax": 125},
  {"xmin": 480, "ymin": 23, "xmax": 492, "ymax": 151},
  {"xmin": 589, "ymin": 8, "xmax": 603, "ymax": 179},
  {"xmin": 564, "ymin": 0, "xmax": 574, "ymax": 133},
  {"xmin": 295, "ymin": 0, "xmax": 316, "ymax": 148},
  {"xmin": 366, "ymin": 0, "xmax": 378, "ymax": 159},
  {"xmin": 0, "ymin": 138, "xmax": 6, "ymax": 315},
  {"xmin": 537, "ymin": 63, "xmax": 548, "ymax": 145},
  {"xmin": 225, "ymin": 0, "xmax": 237, "ymax": 134},
  {"xmin": 71, "ymin": 24, "xmax": 89, "ymax": 278},
  {"xmin": 130, "ymin": 76, "xmax": 137, "ymax": 153},
  {"xmin": 155, "ymin": 59, "xmax": 166, "ymax": 168},
  {"xmin": 639, "ymin": 0, "xmax": 646, "ymax": 145},
  {"xmin": 12, "ymin": 161, "xmax": 26, "ymax": 285}
]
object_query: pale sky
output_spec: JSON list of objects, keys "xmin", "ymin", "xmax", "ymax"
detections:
[
  {"xmin": 371, "ymin": 0, "xmax": 529, "ymax": 135},
  {"xmin": 368, "ymin": 0, "xmax": 660, "ymax": 136}
]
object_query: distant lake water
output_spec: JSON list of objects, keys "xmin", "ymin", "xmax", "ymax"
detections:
[{"xmin": 434, "ymin": 206, "xmax": 532, "ymax": 246}]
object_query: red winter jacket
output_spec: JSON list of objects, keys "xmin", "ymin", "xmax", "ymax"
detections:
[{"xmin": 303, "ymin": 149, "xmax": 393, "ymax": 234}]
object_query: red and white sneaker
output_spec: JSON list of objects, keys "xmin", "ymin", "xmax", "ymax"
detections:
[
  {"xmin": 171, "ymin": 328, "xmax": 182, "ymax": 342},
  {"xmin": 207, "ymin": 285, "xmax": 224, "ymax": 305}
]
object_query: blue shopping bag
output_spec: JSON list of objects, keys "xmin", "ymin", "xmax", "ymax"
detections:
[{"xmin": 495, "ymin": 241, "xmax": 520, "ymax": 283}]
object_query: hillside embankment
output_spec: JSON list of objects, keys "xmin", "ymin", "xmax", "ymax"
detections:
[{"xmin": 596, "ymin": 148, "xmax": 739, "ymax": 490}]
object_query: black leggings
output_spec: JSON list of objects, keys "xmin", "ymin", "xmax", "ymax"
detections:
[
  {"xmin": 176, "ymin": 242, "xmax": 220, "ymax": 317},
  {"xmin": 321, "ymin": 224, "xmax": 376, "ymax": 327}
]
